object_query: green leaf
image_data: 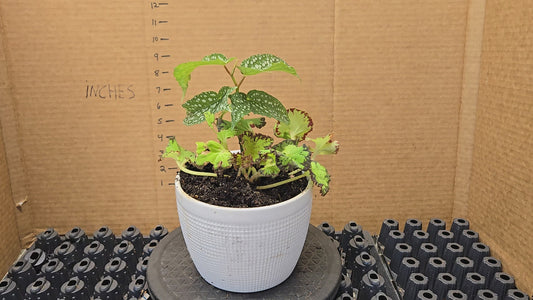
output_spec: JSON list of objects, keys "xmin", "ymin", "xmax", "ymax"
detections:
[
  {"xmin": 182, "ymin": 86, "xmax": 235, "ymax": 125},
  {"xmin": 196, "ymin": 140, "xmax": 233, "ymax": 170},
  {"xmin": 246, "ymin": 90, "xmax": 289, "ymax": 123},
  {"xmin": 274, "ymin": 108, "xmax": 313, "ymax": 142},
  {"xmin": 310, "ymin": 161, "xmax": 331, "ymax": 196},
  {"xmin": 162, "ymin": 138, "xmax": 194, "ymax": 166},
  {"xmin": 196, "ymin": 141, "xmax": 207, "ymax": 155},
  {"xmin": 174, "ymin": 53, "xmax": 235, "ymax": 98},
  {"xmin": 229, "ymin": 92, "xmax": 252, "ymax": 127},
  {"xmin": 307, "ymin": 134, "xmax": 339, "ymax": 155},
  {"xmin": 202, "ymin": 53, "xmax": 232, "ymax": 62},
  {"xmin": 204, "ymin": 112, "xmax": 216, "ymax": 128},
  {"xmin": 218, "ymin": 117, "xmax": 267, "ymax": 136},
  {"xmin": 278, "ymin": 144, "xmax": 310, "ymax": 170},
  {"xmin": 259, "ymin": 153, "xmax": 280, "ymax": 176},
  {"xmin": 240, "ymin": 132, "xmax": 274, "ymax": 162},
  {"xmin": 216, "ymin": 129, "xmax": 236, "ymax": 149},
  {"xmin": 237, "ymin": 54, "xmax": 298, "ymax": 78}
]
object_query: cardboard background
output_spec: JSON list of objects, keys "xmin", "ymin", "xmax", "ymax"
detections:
[
  {"xmin": 467, "ymin": 0, "xmax": 533, "ymax": 291},
  {"xmin": 0, "ymin": 0, "xmax": 531, "ymax": 293}
]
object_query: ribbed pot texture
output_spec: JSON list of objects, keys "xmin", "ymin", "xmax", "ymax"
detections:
[{"xmin": 175, "ymin": 175, "xmax": 313, "ymax": 293}]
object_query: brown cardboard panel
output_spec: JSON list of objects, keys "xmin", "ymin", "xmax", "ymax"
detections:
[
  {"xmin": 0, "ymin": 1, "xmax": 334, "ymax": 236},
  {"xmin": 329, "ymin": 1, "xmax": 468, "ymax": 233},
  {"xmin": 0, "ymin": 0, "xmax": 160, "ymax": 235},
  {"xmin": 0, "ymin": 124, "xmax": 21, "ymax": 276},
  {"xmin": 469, "ymin": 0, "xmax": 533, "ymax": 293},
  {"xmin": 0, "ymin": 10, "xmax": 24, "ymax": 275},
  {"xmin": 0, "ymin": 8, "xmax": 34, "ymax": 247}
]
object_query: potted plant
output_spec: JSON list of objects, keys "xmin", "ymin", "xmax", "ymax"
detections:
[{"xmin": 163, "ymin": 53, "xmax": 338, "ymax": 293}]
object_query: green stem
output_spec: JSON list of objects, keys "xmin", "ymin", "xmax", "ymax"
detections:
[
  {"xmin": 288, "ymin": 169, "xmax": 303, "ymax": 176},
  {"xmin": 255, "ymin": 172, "xmax": 309, "ymax": 190},
  {"xmin": 224, "ymin": 65, "xmax": 239, "ymax": 87},
  {"xmin": 237, "ymin": 77, "xmax": 246, "ymax": 91},
  {"xmin": 178, "ymin": 162, "xmax": 218, "ymax": 177}
]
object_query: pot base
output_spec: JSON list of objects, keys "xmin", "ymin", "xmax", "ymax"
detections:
[{"xmin": 146, "ymin": 225, "xmax": 342, "ymax": 300}]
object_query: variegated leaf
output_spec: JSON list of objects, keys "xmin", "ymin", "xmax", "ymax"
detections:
[
  {"xmin": 237, "ymin": 54, "xmax": 298, "ymax": 78},
  {"xmin": 174, "ymin": 53, "xmax": 235, "ymax": 98}
]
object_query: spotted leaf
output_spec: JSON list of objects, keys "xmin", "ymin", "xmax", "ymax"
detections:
[
  {"xmin": 237, "ymin": 54, "xmax": 298, "ymax": 78},
  {"xmin": 246, "ymin": 90, "xmax": 289, "ymax": 123},
  {"xmin": 174, "ymin": 53, "xmax": 235, "ymax": 98},
  {"xmin": 229, "ymin": 92, "xmax": 251, "ymax": 127},
  {"xmin": 182, "ymin": 86, "xmax": 235, "ymax": 125}
]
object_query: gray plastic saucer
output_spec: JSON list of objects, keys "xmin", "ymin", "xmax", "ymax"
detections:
[{"xmin": 147, "ymin": 225, "xmax": 342, "ymax": 299}]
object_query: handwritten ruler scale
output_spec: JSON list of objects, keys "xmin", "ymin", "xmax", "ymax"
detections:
[{"xmin": 147, "ymin": 1, "xmax": 178, "ymax": 210}]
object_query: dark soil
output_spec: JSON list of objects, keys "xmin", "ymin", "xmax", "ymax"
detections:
[{"xmin": 179, "ymin": 166, "xmax": 308, "ymax": 208}]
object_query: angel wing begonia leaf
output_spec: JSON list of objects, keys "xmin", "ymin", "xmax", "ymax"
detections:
[
  {"xmin": 237, "ymin": 54, "xmax": 298, "ymax": 78},
  {"xmin": 174, "ymin": 53, "xmax": 235, "ymax": 98}
]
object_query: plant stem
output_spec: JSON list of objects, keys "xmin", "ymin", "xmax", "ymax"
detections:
[
  {"xmin": 237, "ymin": 77, "xmax": 246, "ymax": 90},
  {"xmin": 288, "ymin": 169, "xmax": 303, "ymax": 176},
  {"xmin": 178, "ymin": 163, "xmax": 219, "ymax": 177},
  {"xmin": 224, "ymin": 65, "xmax": 239, "ymax": 87},
  {"xmin": 255, "ymin": 172, "xmax": 309, "ymax": 190}
]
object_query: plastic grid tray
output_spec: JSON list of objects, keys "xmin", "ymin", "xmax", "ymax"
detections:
[{"xmin": 1, "ymin": 218, "xmax": 530, "ymax": 300}]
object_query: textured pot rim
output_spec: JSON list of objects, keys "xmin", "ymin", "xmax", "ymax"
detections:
[{"xmin": 175, "ymin": 174, "xmax": 312, "ymax": 212}]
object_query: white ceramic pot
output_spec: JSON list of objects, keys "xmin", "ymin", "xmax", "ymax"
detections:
[{"xmin": 175, "ymin": 175, "xmax": 313, "ymax": 293}]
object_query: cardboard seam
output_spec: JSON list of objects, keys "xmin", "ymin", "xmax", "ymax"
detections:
[
  {"xmin": 452, "ymin": 0, "xmax": 486, "ymax": 219},
  {"xmin": 0, "ymin": 6, "xmax": 33, "ymax": 247},
  {"xmin": 331, "ymin": 0, "xmax": 337, "ymax": 135}
]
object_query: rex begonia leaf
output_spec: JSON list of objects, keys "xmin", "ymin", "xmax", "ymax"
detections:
[
  {"xmin": 259, "ymin": 153, "xmax": 280, "ymax": 176},
  {"xmin": 174, "ymin": 53, "xmax": 235, "ymax": 98},
  {"xmin": 246, "ymin": 90, "xmax": 289, "ymax": 123},
  {"xmin": 237, "ymin": 54, "xmax": 298, "ymax": 78},
  {"xmin": 216, "ymin": 129, "xmax": 236, "ymax": 149},
  {"xmin": 274, "ymin": 108, "xmax": 313, "ymax": 142},
  {"xmin": 278, "ymin": 144, "xmax": 310, "ymax": 170},
  {"xmin": 195, "ymin": 140, "xmax": 233, "ymax": 170},
  {"xmin": 218, "ymin": 117, "xmax": 267, "ymax": 136},
  {"xmin": 240, "ymin": 132, "xmax": 274, "ymax": 162},
  {"xmin": 182, "ymin": 86, "xmax": 235, "ymax": 125},
  {"xmin": 162, "ymin": 138, "xmax": 194, "ymax": 166},
  {"xmin": 310, "ymin": 161, "xmax": 330, "ymax": 196},
  {"xmin": 307, "ymin": 134, "xmax": 339, "ymax": 155}
]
